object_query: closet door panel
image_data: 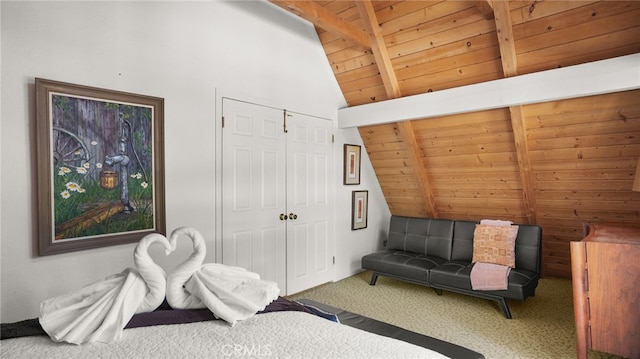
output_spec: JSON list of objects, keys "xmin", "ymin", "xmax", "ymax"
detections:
[
  {"xmin": 261, "ymin": 150, "xmax": 279, "ymax": 208},
  {"xmin": 222, "ymin": 99, "xmax": 287, "ymax": 292},
  {"xmin": 314, "ymin": 221, "xmax": 329, "ymax": 272},
  {"xmin": 291, "ymin": 222, "xmax": 309, "ymax": 278},
  {"xmin": 231, "ymin": 147, "xmax": 251, "ymax": 210},
  {"xmin": 286, "ymin": 112, "xmax": 334, "ymax": 294}
]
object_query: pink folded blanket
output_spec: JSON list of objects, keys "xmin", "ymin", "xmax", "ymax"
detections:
[{"xmin": 470, "ymin": 262, "xmax": 511, "ymax": 290}]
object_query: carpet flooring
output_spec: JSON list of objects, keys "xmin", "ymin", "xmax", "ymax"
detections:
[{"xmin": 287, "ymin": 271, "xmax": 624, "ymax": 359}]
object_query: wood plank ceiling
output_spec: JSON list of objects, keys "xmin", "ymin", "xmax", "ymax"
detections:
[{"xmin": 270, "ymin": 0, "xmax": 640, "ymax": 278}]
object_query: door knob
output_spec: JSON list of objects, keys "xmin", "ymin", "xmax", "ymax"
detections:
[
  {"xmin": 289, "ymin": 213, "xmax": 298, "ymax": 220},
  {"xmin": 279, "ymin": 214, "xmax": 288, "ymax": 220}
]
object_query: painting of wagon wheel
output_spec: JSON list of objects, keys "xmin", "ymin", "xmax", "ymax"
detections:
[{"xmin": 35, "ymin": 78, "xmax": 165, "ymax": 256}]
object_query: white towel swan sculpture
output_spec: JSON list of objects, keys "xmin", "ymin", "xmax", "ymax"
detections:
[
  {"xmin": 39, "ymin": 233, "xmax": 172, "ymax": 344},
  {"xmin": 166, "ymin": 226, "xmax": 280, "ymax": 326}
]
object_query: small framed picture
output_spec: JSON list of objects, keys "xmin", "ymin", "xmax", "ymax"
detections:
[
  {"xmin": 343, "ymin": 144, "xmax": 361, "ymax": 185},
  {"xmin": 351, "ymin": 190, "xmax": 368, "ymax": 230}
]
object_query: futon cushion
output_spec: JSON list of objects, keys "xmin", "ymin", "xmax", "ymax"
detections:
[
  {"xmin": 472, "ymin": 224, "xmax": 518, "ymax": 267},
  {"xmin": 361, "ymin": 250, "xmax": 446, "ymax": 284},
  {"xmin": 429, "ymin": 262, "xmax": 539, "ymax": 300},
  {"xmin": 451, "ymin": 220, "xmax": 477, "ymax": 261},
  {"xmin": 428, "ymin": 261, "xmax": 474, "ymax": 289},
  {"xmin": 513, "ymin": 225, "xmax": 543, "ymax": 272},
  {"xmin": 387, "ymin": 216, "xmax": 454, "ymax": 260}
]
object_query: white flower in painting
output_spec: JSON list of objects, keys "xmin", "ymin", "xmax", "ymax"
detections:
[
  {"xmin": 65, "ymin": 182, "xmax": 81, "ymax": 192},
  {"xmin": 83, "ymin": 162, "xmax": 91, "ymax": 169},
  {"xmin": 96, "ymin": 163, "xmax": 103, "ymax": 169},
  {"xmin": 60, "ymin": 190, "xmax": 71, "ymax": 199},
  {"xmin": 77, "ymin": 187, "xmax": 86, "ymax": 193},
  {"xmin": 58, "ymin": 166, "xmax": 71, "ymax": 175},
  {"xmin": 131, "ymin": 172, "xmax": 143, "ymax": 180},
  {"xmin": 141, "ymin": 181, "xmax": 148, "ymax": 189},
  {"xmin": 76, "ymin": 167, "xmax": 87, "ymax": 175},
  {"xmin": 91, "ymin": 140, "xmax": 98, "ymax": 146}
]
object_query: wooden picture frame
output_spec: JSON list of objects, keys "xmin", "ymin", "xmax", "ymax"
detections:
[
  {"xmin": 351, "ymin": 190, "xmax": 368, "ymax": 230},
  {"xmin": 35, "ymin": 78, "xmax": 166, "ymax": 256},
  {"xmin": 343, "ymin": 144, "xmax": 361, "ymax": 185}
]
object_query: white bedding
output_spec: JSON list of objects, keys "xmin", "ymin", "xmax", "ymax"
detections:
[{"xmin": 2, "ymin": 311, "xmax": 449, "ymax": 359}]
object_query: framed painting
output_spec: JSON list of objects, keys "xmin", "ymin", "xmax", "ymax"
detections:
[
  {"xmin": 343, "ymin": 144, "xmax": 361, "ymax": 185},
  {"xmin": 35, "ymin": 78, "xmax": 166, "ymax": 256},
  {"xmin": 351, "ymin": 190, "xmax": 368, "ymax": 230}
]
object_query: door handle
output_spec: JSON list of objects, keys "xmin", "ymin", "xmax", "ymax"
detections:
[
  {"xmin": 279, "ymin": 213, "xmax": 288, "ymax": 220},
  {"xmin": 289, "ymin": 213, "xmax": 298, "ymax": 220}
]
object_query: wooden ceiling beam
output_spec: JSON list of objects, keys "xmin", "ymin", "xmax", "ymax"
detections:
[
  {"xmin": 338, "ymin": 55, "xmax": 639, "ymax": 127},
  {"xmin": 474, "ymin": 1, "xmax": 495, "ymax": 20},
  {"xmin": 356, "ymin": 0, "xmax": 438, "ymax": 218},
  {"xmin": 395, "ymin": 121, "xmax": 439, "ymax": 218},
  {"xmin": 355, "ymin": 0, "xmax": 401, "ymax": 99},
  {"xmin": 491, "ymin": 0, "xmax": 537, "ymax": 225},
  {"xmin": 268, "ymin": 0, "xmax": 370, "ymax": 48},
  {"xmin": 492, "ymin": 0, "xmax": 517, "ymax": 77}
]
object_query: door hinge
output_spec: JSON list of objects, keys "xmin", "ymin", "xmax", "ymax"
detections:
[
  {"xmin": 333, "ymin": 256, "xmax": 335, "ymax": 265},
  {"xmin": 221, "ymin": 116, "xmax": 225, "ymax": 128},
  {"xmin": 332, "ymin": 134, "xmax": 335, "ymax": 143}
]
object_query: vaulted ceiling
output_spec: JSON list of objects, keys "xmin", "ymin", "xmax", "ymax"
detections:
[{"xmin": 269, "ymin": 0, "xmax": 640, "ymax": 278}]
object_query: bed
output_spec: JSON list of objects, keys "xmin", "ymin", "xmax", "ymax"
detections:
[{"xmin": 2, "ymin": 297, "xmax": 483, "ymax": 359}]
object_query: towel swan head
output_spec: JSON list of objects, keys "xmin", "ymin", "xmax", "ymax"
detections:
[
  {"xmin": 133, "ymin": 232, "xmax": 173, "ymax": 314},
  {"xmin": 39, "ymin": 233, "xmax": 174, "ymax": 343},
  {"xmin": 166, "ymin": 226, "xmax": 207, "ymax": 309}
]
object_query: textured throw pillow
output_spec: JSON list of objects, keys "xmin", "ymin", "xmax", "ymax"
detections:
[{"xmin": 472, "ymin": 224, "xmax": 519, "ymax": 268}]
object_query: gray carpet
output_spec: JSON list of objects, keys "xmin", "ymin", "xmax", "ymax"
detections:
[{"xmin": 287, "ymin": 271, "xmax": 623, "ymax": 359}]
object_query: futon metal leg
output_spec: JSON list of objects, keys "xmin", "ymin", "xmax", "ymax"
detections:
[
  {"xmin": 497, "ymin": 298, "xmax": 512, "ymax": 319},
  {"xmin": 369, "ymin": 273, "xmax": 379, "ymax": 285},
  {"xmin": 432, "ymin": 288, "xmax": 443, "ymax": 296}
]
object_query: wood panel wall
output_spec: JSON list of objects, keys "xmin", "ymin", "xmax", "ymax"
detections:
[
  {"xmin": 360, "ymin": 90, "xmax": 640, "ymax": 277},
  {"xmin": 524, "ymin": 91, "xmax": 640, "ymax": 276},
  {"xmin": 273, "ymin": 0, "xmax": 640, "ymax": 278},
  {"xmin": 366, "ymin": 1, "xmax": 639, "ymax": 278}
]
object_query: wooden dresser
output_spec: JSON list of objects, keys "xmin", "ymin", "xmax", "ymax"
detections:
[{"xmin": 570, "ymin": 223, "xmax": 640, "ymax": 359}]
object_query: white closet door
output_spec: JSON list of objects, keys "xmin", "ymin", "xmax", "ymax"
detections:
[
  {"xmin": 285, "ymin": 112, "xmax": 334, "ymax": 294},
  {"xmin": 221, "ymin": 98, "xmax": 287, "ymax": 292},
  {"xmin": 221, "ymin": 99, "xmax": 334, "ymax": 295}
]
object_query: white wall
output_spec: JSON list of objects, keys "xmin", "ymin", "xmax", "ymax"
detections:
[
  {"xmin": 0, "ymin": 0, "xmax": 389, "ymax": 323},
  {"xmin": 333, "ymin": 131, "xmax": 391, "ymax": 278}
]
